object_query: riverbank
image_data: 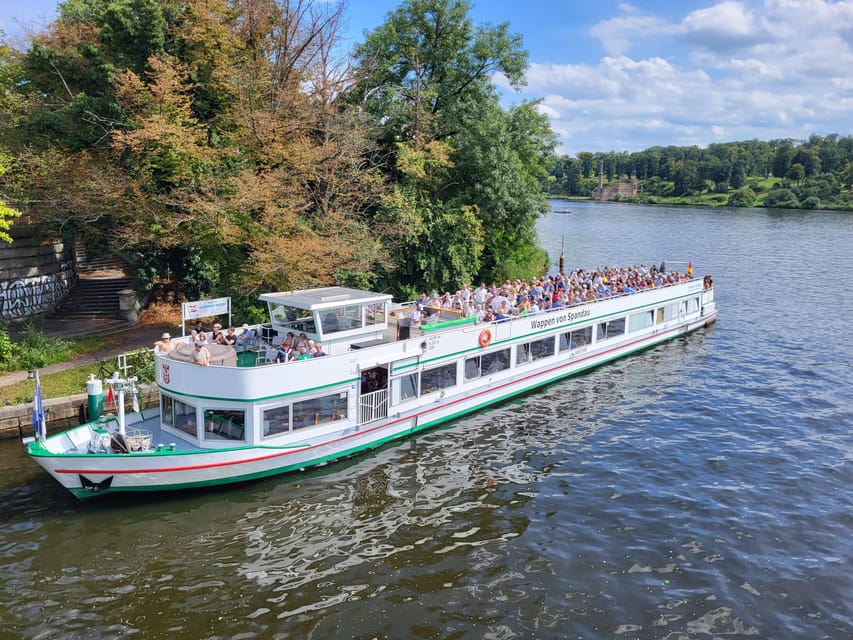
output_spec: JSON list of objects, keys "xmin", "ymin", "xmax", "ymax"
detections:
[{"xmin": 0, "ymin": 324, "xmax": 170, "ymax": 440}]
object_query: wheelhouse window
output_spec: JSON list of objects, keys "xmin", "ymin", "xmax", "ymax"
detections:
[
  {"xmin": 420, "ymin": 363, "xmax": 457, "ymax": 395},
  {"xmin": 366, "ymin": 302, "xmax": 385, "ymax": 327},
  {"xmin": 162, "ymin": 395, "xmax": 197, "ymax": 437},
  {"xmin": 559, "ymin": 326, "xmax": 592, "ymax": 352},
  {"xmin": 516, "ymin": 336, "xmax": 555, "ymax": 365},
  {"xmin": 293, "ymin": 393, "xmax": 348, "ymax": 430},
  {"xmin": 465, "ymin": 348, "xmax": 511, "ymax": 380},
  {"xmin": 268, "ymin": 302, "xmax": 316, "ymax": 334},
  {"xmin": 203, "ymin": 409, "xmax": 246, "ymax": 442},
  {"xmin": 321, "ymin": 304, "xmax": 363, "ymax": 334}
]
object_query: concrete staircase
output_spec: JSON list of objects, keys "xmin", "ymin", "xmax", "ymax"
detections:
[{"xmin": 43, "ymin": 253, "xmax": 138, "ymax": 338}]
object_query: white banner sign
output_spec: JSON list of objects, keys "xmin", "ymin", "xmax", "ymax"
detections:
[{"xmin": 182, "ymin": 297, "xmax": 230, "ymax": 320}]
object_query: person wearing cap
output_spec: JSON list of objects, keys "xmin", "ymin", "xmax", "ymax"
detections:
[
  {"xmin": 236, "ymin": 323, "xmax": 255, "ymax": 347},
  {"xmin": 192, "ymin": 340, "xmax": 210, "ymax": 366},
  {"xmin": 154, "ymin": 332, "xmax": 178, "ymax": 353}
]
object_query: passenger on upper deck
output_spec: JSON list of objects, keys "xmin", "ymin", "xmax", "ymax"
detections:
[
  {"xmin": 219, "ymin": 326, "xmax": 237, "ymax": 346},
  {"xmin": 192, "ymin": 340, "xmax": 210, "ymax": 366},
  {"xmin": 409, "ymin": 305, "xmax": 423, "ymax": 329},
  {"xmin": 210, "ymin": 323, "xmax": 224, "ymax": 344},
  {"xmin": 154, "ymin": 332, "xmax": 178, "ymax": 353},
  {"xmin": 236, "ymin": 324, "xmax": 255, "ymax": 347},
  {"xmin": 274, "ymin": 342, "xmax": 296, "ymax": 363}
]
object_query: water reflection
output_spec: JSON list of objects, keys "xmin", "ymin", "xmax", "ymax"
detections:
[{"xmin": 3, "ymin": 202, "xmax": 853, "ymax": 639}]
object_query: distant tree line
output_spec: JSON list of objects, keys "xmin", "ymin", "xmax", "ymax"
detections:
[
  {"xmin": 0, "ymin": 0, "xmax": 556, "ymax": 313},
  {"xmin": 549, "ymin": 136, "xmax": 853, "ymax": 210}
]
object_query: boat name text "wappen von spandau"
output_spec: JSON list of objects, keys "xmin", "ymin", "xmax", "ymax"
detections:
[{"xmin": 529, "ymin": 308, "xmax": 591, "ymax": 331}]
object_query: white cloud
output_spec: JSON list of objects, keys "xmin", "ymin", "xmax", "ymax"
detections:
[
  {"xmin": 517, "ymin": 0, "xmax": 853, "ymax": 154},
  {"xmin": 681, "ymin": 1, "xmax": 762, "ymax": 50},
  {"xmin": 589, "ymin": 11, "xmax": 674, "ymax": 56}
]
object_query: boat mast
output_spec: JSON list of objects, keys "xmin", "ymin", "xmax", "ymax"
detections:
[{"xmin": 108, "ymin": 373, "xmax": 138, "ymax": 436}]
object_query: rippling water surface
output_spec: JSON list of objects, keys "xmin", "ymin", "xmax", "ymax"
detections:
[{"xmin": 1, "ymin": 203, "xmax": 851, "ymax": 639}]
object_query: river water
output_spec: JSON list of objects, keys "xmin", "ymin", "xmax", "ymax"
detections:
[{"xmin": 1, "ymin": 202, "xmax": 851, "ymax": 639}]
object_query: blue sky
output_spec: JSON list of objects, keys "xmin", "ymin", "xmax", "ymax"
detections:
[{"xmin": 2, "ymin": 0, "xmax": 852, "ymax": 156}]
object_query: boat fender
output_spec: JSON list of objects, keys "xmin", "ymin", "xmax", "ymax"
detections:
[{"xmin": 478, "ymin": 329, "xmax": 492, "ymax": 348}]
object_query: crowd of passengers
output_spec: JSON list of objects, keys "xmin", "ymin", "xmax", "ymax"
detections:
[{"xmin": 409, "ymin": 261, "xmax": 709, "ymax": 327}]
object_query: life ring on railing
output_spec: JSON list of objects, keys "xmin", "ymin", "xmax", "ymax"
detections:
[{"xmin": 478, "ymin": 328, "xmax": 492, "ymax": 348}]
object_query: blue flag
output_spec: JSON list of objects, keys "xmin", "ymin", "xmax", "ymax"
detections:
[{"xmin": 32, "ymin": 371, "xmax": 46, "ymax": 442}]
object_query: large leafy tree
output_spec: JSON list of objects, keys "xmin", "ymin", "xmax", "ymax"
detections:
[
  {"xmin": 3, "ymin": 0, "xmax": 392, "ymax": 299},
  {"xmin": 351, "ymin": 0, "xmax": 555, "ymax": 294}
]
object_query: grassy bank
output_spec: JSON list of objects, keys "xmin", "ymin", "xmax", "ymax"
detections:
[{"xmin": 0, "ymin": 362, "xmax": 108, "ymax": 406}]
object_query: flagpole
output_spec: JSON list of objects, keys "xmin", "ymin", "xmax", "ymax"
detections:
[{"xmin": 31, "ymin": 370, "xmax": 46, "ymax": 444}]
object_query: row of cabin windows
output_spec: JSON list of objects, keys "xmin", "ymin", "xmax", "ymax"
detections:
[
  {"xmin": 161, "ymin": 392, "xmax": 349, "ymax": 443},
  {"xmin": 389, "ymin": 297, "xmax": 700, "ymax": 405}
]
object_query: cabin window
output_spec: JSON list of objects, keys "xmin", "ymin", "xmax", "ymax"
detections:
[
  {"xmin": 517, "ymin": 336, "xmax": 556, "ymax": 365},
  {"xmin": 597, "ymin": 317, "xmax": 625, "ymax": 341},
  {"xmin": 366, "ymin": 302, "xmax": 385, "ymax": 327},
  {"xmin": 662, "ymin": 303, "xmax": 679, "ymax": 322},
  {"xmin": 687, "ymin": 297, "xmax": 700, "ymax": 313},
  {"xmin": 162, "ymin": 395, "xmax": 197, "ymax": 437},
  {"xmin": 464, "ymin": 348, "xmax": 510, "ymax": 381},
  {"xmin": 268, "ymin": 302, "xmax": 316, "ymax": 334},
  {"xmin": 391, "ymin": 372, "xmax": 418, "ymax": 404},
  {"xmin": 293, "ymin": 393, "xmax": 348, "ymax": 430},
  {"xmin": 321, "ymin": 303, "xmax": 363, "ymax": 334},
  {"xmin": 559, "ymin": 326, "xmax": 592, "ymax": 352},
  {"xmin": 262, "ymin": 405, "xmax": 291, "ymax": 438},
  {"xmin": 628, "ymin": 310, "xmax": 654, "ymax": 332},
  {"xmin": 203, "ymin": 409, "xmax": 246, "ymax": 442},
  {"xmin": 420, "ymin": 363, "xmax": 458, "ymax": 395}
]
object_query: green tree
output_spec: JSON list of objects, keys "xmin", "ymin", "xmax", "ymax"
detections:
[
  {"xmin": 764, "ymin": 188, "xmax": 799, "ymax": 208},
  {"xmin": 771, "ymin": 140, "xmax": 795, "ymax": 178},
  {"xmin": 727, "ymin": 186, "xmax": 755, "ymax": 208},
  {"xmin": 351, "ymin": 0, "xmax": 555, "ymax": 292},
  {"xmin": 787, "ymin": 162, "xmax": 805, "ymax": 185},
  {"xmin": 0, "ymin": 149, "xmax": 22, "ymax": 242},
  {"xmin": 840, "ymin": 161, "xmax": 853, "ymax": 189}
]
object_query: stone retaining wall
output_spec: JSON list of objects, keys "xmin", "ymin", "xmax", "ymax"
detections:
[
  {"xmin": 0, "ymin": 225, "xmax": 76, "ymax": 321},
  {"xmin": 0, "ymin": 386, "xmax": 159, "ymax": 440}
]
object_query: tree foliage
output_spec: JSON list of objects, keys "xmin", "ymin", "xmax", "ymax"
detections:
[
  {"xmin": 351, "ymin": 0, "xmax": 554, "ymax": 294},
  {"xmin": 0, "ymin": 0, "xmax": 557, "ymax": 303},
  {"xmin": 549, "ymin": 135, "xmax": 853, "ymax": 210}
]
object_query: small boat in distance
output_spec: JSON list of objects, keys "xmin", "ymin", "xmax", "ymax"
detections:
[
  {"xmin": 25, "ymin": 265, "xmax": 716, "ymax": 499},
  {"xmin": 553, "ymin": 207, "xmax": 572, "ymax": 214}
]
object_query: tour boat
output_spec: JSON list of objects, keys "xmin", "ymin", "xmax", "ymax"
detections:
[{"xmin": 25, "ymin": 268, "xmax": 716, "ymax": 499}]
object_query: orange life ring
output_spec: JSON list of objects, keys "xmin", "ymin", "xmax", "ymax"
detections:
[{"xmin": 478, "ymin": 328, "xmax": 492, "ymax": 348}]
